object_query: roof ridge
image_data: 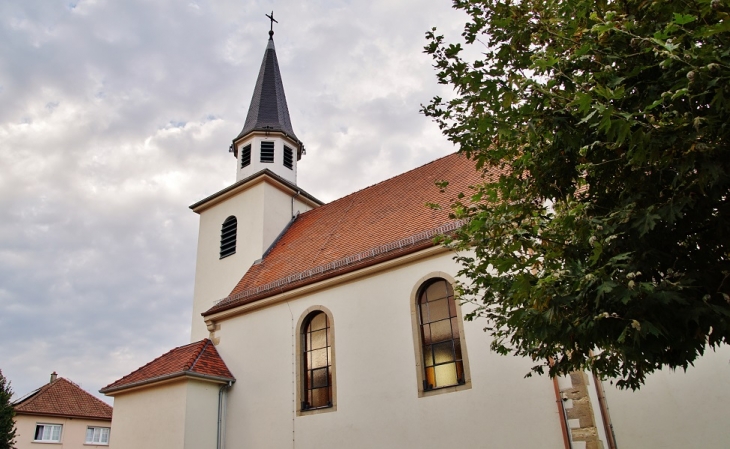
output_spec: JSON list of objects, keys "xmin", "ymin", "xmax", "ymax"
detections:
[
  {"xmin": 188, "ymin": 339, "xmax": 211, "ymax": 372},
  {"xmin": 102, "ymin": 340, "xmax": 207, "ymax": 390},
  {"xmin": 55, "ymin": 378, "xmax": 112, "ymax": 412}
]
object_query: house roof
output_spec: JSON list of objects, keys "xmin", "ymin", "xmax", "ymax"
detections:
[
  {"xmin": 100, "ymin": 339, "xmax": 235, "ymax": 394},
  {"xmin": 14, "ymin": 377, "xmax": 112, "ymax": 420},
  {"xmin": 234, "ymin": 35, "xmax": 299, "ymax": 146},
  {"xmin": 204, "ymin": 152, "xmax": 494, "ymax": 316}
]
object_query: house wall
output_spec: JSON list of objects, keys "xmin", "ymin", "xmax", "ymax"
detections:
[
  {"xmin": 14, "ymin": 414, "xmax": 111, "ymax": 449},
  {"xmin": 212, "ymin": 251, "xmax": 566, "ymax": 449},
  {"xmin": 190, "ymin": 179, "xmax": 314, "ymax": 341},
  {"xmin": 601, "ymin": 344, "xmax": 730, "ymax": 449}
]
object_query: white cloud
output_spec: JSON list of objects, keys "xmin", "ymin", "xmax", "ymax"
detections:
[{"xmin": 0, "ymin": 0, "xmax": 469, "ymax": 403}]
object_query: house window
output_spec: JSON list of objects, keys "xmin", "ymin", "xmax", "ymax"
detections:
[
  {"xmin": 283, "ymin": 146, "xmax": 293, "ymax": 169},
  {"xmin": 34, "ymin": 423, "xmax": 62, "ymax": 442},
  {"xmin": 261, "ymin": 141, "xmax": 274, "ymax": 163},
  {"xmin": 418, "ymin": 278, "xmax": 466, "ymax": 390},
  {"xmin": 220, "ymin": 216, "xmax": 237, "ymax": 258},
  {"xmin": 86, "ymin": 427, "xmax": 110, "ymax": 445},
  {"xmin": 240, "ymin": 144, "xmax": 251, "ymax": 168},
  {"xmin": 301, "ymin": 311, "xmax": 333, "ymax": 410}
]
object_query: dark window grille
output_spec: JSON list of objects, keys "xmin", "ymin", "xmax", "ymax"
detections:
[
  {"xmin": 418, "ymin": 279, "xmax": 465, "ymax": 390},
  {"xmin": 220, "ymin": 216, "xmax": 237, "ymax": 258},
  {"xmin": 261, "ymin": 141, "xmax": 274, "ymax": 163},
  {"xmin": 241, "ymin": 144, "xmax": 251, "ymax": 168},
  {"xmin": 302, "ymin": 311, "xmax": 332, "ymax": 410},
  {"xmin": 283, "ymin": 146, "xmax": 293, "ymax": 169}
]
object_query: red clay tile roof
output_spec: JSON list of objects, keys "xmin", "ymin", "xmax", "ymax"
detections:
[
  {"xmin": 205, "ymin": 152, "xmax": 495, "ymax": 316},
  {"xmin": 14, "ymin": 377, "xmax": 112, "ymax": 420},
  {"xmin": 100, "ymin": 339, "xmax": 234, "ymax": 394}
]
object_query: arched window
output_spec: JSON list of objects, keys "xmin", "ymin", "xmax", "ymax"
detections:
[
  {"xmin": 418, "ymin": 278, "xmax": 465, "ymax": 390},
  {"xmin": 219, "ymin": 216, "xmax": 237, "ymax": 259},
  {"xmin": 301, "ymin": 311, "xmax": 333, "ymax": 410}
]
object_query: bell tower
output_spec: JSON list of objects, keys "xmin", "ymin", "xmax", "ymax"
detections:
[
  {"xmin": 188, "ymin": 17, "xmax": 320, "ymax": 341},
  {"xmin": 231, "ymin": 15, "xmax": 303, "ymax": 185}
]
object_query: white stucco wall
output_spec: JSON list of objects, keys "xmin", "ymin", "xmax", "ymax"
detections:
[
  {"xmin": 108, "ymin": 381, "xmax": 187, "ymax": 449},
  {"xmin": 14, "ymin": 414, "xmax": 111, "ymax": 449},
  {"xmin": 601, "ymin": 344, "xmax": 730, "ymax": 449},
  {"xmin": 212, "ymin": 251, "xmax": 566, "ymax": 449},
  {"xmin": 108, "ymin": 378, "xmax": 223, "ymax": 449},
  {"xmin": 190, "ymin": 179, "xmax": 314, "ymax": 341}
]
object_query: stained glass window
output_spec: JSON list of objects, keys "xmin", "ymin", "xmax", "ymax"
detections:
[{"xmin": 419, "ymin": 279, "xmax": 465, "ymax": 390}]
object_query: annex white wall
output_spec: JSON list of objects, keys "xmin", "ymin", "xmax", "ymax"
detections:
[
  {"xmin": 190, "ymin": 180, "xmax": 314, "ymax": 341},
  {"xmin": 601, "ymin": 344, "xmax": 730, "ymax": 449},
  {"xmin": 108, "ymin": 379, "xmax": 222, "ymax": 449},
  {"xmin": 14, "ymin": 414, "xmax": 111, "ymax": 449},
  {"xmin": 108, "ymin": 381, "xmax": 186, "ymax": 449},
  {"xmin": 212, "ymin": 251, "xmax": 566, "ymax": 449}
]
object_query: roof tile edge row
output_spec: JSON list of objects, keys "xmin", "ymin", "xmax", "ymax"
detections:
[{"xmin": 212, "ymin": 220, "xmax": 464, "ymax": 310}]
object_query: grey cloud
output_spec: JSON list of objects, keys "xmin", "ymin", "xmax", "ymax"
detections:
[{"xmin": 0, "ymin": 0, "xmax": 468, "ymax": 403}]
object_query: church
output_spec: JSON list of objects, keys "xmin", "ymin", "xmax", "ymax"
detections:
[{"xmin": 100, "ymin": 24, "xmax": 730, "ymax": 449}]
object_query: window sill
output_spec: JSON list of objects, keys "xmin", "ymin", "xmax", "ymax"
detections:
[
  {"xmin": 418, "ymin": 380, "xmax": 472, "ymax": 398},
  {"xmin": 32, "ymin": 442, "xmax": 62, "ymax": 445},
  {"xmin": 297, "ymin": 404, "xmax": 336, "ymax": 417}
]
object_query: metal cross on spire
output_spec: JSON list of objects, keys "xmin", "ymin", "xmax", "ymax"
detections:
[{"xmin": 265, "ymin": 11, "xmax": 278, "ymax": 38}]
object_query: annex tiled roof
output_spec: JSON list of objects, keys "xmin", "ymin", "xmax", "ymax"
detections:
[
  {"xmin": 205, "ymin": 152, "xmax": 496, "ymax": 316},
  {"xmin": 100, "ymin": 339, "xmax": 234, "ymax": 394},
  {"xmin": 14, "ymin": 377, "xmax": 112, "ymax": 420},
  {"xmin": 235, "ymin": 36, "xmax": 299, "ymax": 146}
]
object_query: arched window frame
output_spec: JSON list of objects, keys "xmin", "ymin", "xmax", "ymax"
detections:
[
  {"xmin": 410, "ymin": 273, "xmax": 472, "ymax": 397},
  {"xmin": 219, "ymin": 216, "xmax": 237, "ymax": 259},
  {"xmin": 296, "ymin": 306, "xmax": 337, "ymax": 415}
]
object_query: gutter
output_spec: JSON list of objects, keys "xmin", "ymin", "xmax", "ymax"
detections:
[{"xmin": 100, "ymin": 371, "xmax": 235, "ymax": 395}]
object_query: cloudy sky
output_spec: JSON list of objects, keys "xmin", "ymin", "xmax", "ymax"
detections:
[{"xmin": 0, "ymin": 0, "xmax": 470, "ymax": 403}]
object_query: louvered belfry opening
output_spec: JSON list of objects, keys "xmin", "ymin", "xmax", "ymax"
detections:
[
  {"xmin": 220, "ymin": 216, "xmax": 237, "ymax": 259},
  {"xmin": 283, "ymin": 145, "xmax": 293, "ymax": 169},
  {"xmin": 241, "ymin": 144, "xmax": 251, "ymax": 168},
  {"xmin": 261, "ymin": 141, "xmax": 275, "ymax": 163}
]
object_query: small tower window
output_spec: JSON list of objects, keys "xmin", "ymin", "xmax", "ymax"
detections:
[
  {"xmin": 220, "ymin": 216, "xmax": 237, "ymax": 259},
  {"xmin": 241, "ymin": 144, "xmax": 251, "ymax": 168},
  {"xmin": 261, "ymin": 141, "xmax": 275, "ymax": 163},
  {"xmin": 284, "ymin": 146, "xmax": 294, "ymax": 170}
]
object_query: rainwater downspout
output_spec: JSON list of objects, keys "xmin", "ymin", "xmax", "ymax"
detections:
[
  {"xmin": 291, "ymin": 190, "xmax": 301, "ymax": 219},
  {"xmin": 217, "ymin": 381, "xmax": 232, "ymax": 449},
  {"xmin": 592, "ymin": 372, "xmax": 618, "ymax": 449},
  {"xmin": 552, "ymin": 376, "xmax": 573, "ymax": 449}
]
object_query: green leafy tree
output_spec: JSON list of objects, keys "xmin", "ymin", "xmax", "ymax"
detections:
[
  {"xmin": 423, "ymin": 0, "xmax": 730, "ymax": 389},
  {"xmin": 0, "ymin": 370, "xmax": 16, "ymax": 449}
]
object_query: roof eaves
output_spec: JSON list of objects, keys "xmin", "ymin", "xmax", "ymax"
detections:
[
  {"xmin": 189, "ymin": 169, "xmax": 322, "ymax": 212},
  {"xmin": 203, "ymin": 238, "xmax": 438, "ymax": 317},
  {"xmin": 13, "ymin": 409, "xmax": 112, "ymax": 421},
  {"xmin": 100, "ymin": 369, "xmax": 235, "ymax": 395}
]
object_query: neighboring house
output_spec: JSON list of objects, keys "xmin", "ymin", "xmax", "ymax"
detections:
[
  {"xmin": 101, "ymin": 28, "xmax": 730, "ymax": 449},
  {"xmin": 13, "ymin": 373, "xmax": 112, "ymax": 448}
]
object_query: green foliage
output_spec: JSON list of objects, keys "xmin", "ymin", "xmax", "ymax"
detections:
[
  {"xmin": 424, "ymin": 0, "xmax": 730, "ymax": 389},
  {"xmin": 0, "ymin": 370, "xmax": 16, "ymax": 449}
]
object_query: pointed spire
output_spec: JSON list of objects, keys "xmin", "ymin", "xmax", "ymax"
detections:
[{"xmin": 235, "ymin": 31, "xmax": 299, "ymax": 144}]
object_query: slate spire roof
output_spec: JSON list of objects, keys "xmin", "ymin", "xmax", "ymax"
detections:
[
  {"xmin": 13, "ymin": 376, "xmax": 112, "ymax": 420},
  {"xmin": 100, "ymin": 339, "xmax": 235, "ymax": 394},
  {"xmin": 235, "ymin": 34, "xmax": 299, "ymax": 145}
]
